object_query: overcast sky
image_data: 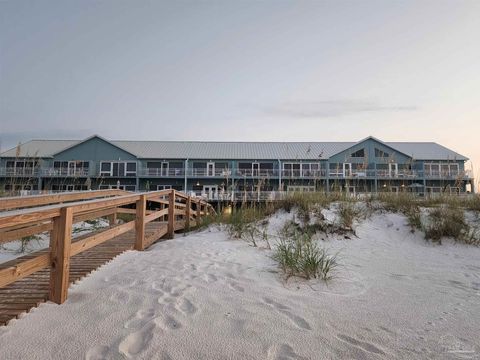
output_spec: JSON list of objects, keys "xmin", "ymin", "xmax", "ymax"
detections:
[{"xmin": 1, "ymin": 0, "xmax": 479, "ymax": 177}]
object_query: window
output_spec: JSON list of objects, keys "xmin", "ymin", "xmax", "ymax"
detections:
[
  {"xmin": 5, "ymin": 160, "xmax": 37, "ymax": 175},
  {"xmin": 100, "ymin": 184, "xmax": 136, "ymax": 191},
  {"xmin": 351, "ymin": 149, "xmax": 365, "ymax": 158},
  {"xmin": 425, "ymin": 163, "xmax": 460, "ymax": 177},
  {"xmin": 53, "ymin": 161, "xmax": 89, "ymax": 176},
  {"xmin": 157, "ymin": 185, "xmax": 172, "ymax": 190},
  {"xmin": 126, "ymin": 162, "xmax": 137, "ymax": 176},
  {"xmin": 300, "ymin": 163, "xmax": 320, "ymax": 176},
  {"xmin": 100, "ymin": 161, "xmax": 137, "ymax": 176},
  {"xmin": 449, "ymin": 164, "xmax": 459, "ymax": 175},
  {"xmin": 283, "ymin": 163, "xmax": 301, "ymax": 176},
  {"xmin": 100, "ymin": 162, "xmax": 111, "ymax": 175},
  {"xmin": 375, "ymin": 148, "xmax": 389, "ymax": 158}
]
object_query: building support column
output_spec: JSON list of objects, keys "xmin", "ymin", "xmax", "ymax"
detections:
[
  {"xmin": 184, "ymin": 159, "xmax": 188, "ymax": 193},
  {"xmin": 278, "ymin": 160, "xmax": 282, "ymax": 192},
  {"xmin": 325, "ymin": 162, "xmax": 329, "ymax": 193}
]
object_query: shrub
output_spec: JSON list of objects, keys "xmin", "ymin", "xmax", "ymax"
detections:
[
  {"xmin": 424, "ymin": 207, "xmax": 469, "ymax": 243},
  {"xmin": 376, "ymin": 192, "xmax": 418, "ymax": 214},
  {"xmin": 465, "ymin": 195, "xmax": 480, "ymax": 212},
  {"xmin": 272, "ymin": 230, "xmax": 338, "ymax": 281},
  {"xmin": 338, "ymin": 202, "xmax": 361, "ymax": 229},
  {"xmin": 406, "ymin": 207, "xmax": 422, "ymax": 232},
  {"xmin": 276, "ymin": 192, "xmax": 345, "ymax": 214}
]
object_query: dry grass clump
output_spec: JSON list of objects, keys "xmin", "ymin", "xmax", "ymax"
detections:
[
  {"xmin": 276, "ymin": 192, "xmax": 347, "ymax": 214},
  {"xmin": 464, "ymin": 195, "xmax": 480, "ymax": 212},
  {"xmin": 424, "ymin": 206, "xmax": 470, "ymax": 243},
  {"xmin": 337, "ymin": 202, "xmax": 364, "ymax": 230},
  {"xmin": 223, "ymin": 207, "xmax": 268, "ymax": 239},
  {"xmin": 374, "ymin": 192, "xmax": 419, "ymax": 214}
]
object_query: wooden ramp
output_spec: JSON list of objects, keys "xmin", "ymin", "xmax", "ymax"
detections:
[
  {"xmin": 0, "ymin": 223, "xmax": 168, "ymax": 326},
  {"xmin": 0, "ymin": 190, "xmax": 214, "ymax": 326}
]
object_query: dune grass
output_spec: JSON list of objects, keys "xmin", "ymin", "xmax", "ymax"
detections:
[{"xmin": 273, "ymin": 229, "xmax": 338, "ymax": 281}]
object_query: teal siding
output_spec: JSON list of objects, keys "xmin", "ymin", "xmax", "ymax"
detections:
[
  {"xmin": 328, "ymin": 138, "xmax": 412, "ymax": 165},
  {"xmin": 54, "ymin": 136, "xmax": 137, "ymax": 162}
]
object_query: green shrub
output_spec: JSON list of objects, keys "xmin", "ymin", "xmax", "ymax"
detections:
[{"xmin": 272, "ymin": 231, "xmax": 338, "ymax": 281}]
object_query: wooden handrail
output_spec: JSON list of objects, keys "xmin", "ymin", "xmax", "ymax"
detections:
[
  {"xmin": 0, "ymin": 190, "xmax": 215, "ymax": 305},
  {"xmin": 0, "ymin": 189, "xmax": 129, "ymax": 211}
]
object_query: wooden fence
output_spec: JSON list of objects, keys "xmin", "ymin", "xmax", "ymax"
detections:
[{"xmin": 0, "ymin": 189, "xmax": 215, "ymax": 304}]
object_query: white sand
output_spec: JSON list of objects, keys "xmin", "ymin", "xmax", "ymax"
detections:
[
  {"xmin": 0, "ymin": 219, "xmax": 110, "ymax": 263},
  {"xmin": 0, "ymin": 211, "xmax": 479, "ymax": 359}
]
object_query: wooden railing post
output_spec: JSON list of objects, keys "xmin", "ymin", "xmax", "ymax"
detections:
[
  {"xmin": 167, "ymin": 189, "xmax": 175, "ymax": 238},
  {"xmin": 135, "ymin": 194, "xmax": 147, "ymax": 251},
  {"xmin": 107, "ymin": 211, "xmax": 117, "ymax": 226},
  {"xmin": 49, "ymin": 207, "xmax": 73, "ymax": 304},
  {"xmin": 196, "ymin": 200, "xmax": 201, "ymax": 225},
  {"xmin": 186, "ymin": 196, "xmax": 191, "ymax": 230}
]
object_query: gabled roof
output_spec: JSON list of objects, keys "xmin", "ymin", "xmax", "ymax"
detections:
[
  {"xmin": 0, "ymin": 136, "xmax": 469, "ymax": 161},
  {"xmin": 332, "ymin": 136, "xmax": 414, "ymax": 159},
  {"xmin": 52, "ymin": 135, "xmax": 138, "ymax": 158}
]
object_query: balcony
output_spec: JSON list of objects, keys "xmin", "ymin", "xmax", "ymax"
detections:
[
  {"xmin": 0, "ymin": 168, "xmax": 39, "ymax": 177},
  {"xmin": 41, "ymin": 168, "xmax": 90, "ymax": 177},
  {"xmin": 191, "ymin": 190, "xmax": 286, "ymax": 201},
  {"xmin": 236, "ymin": 169, "xmax": 278, "ymax": 177},
  {"xmin": 423, "ymin": 170, "xmax": 472, "ymax": 180},
  {"xmin": 140, "ymin": 168, "xmax": 185, "ymax": 177},
  {"xmin": 281, "ymin": 169, "xmax": 326, "ymax": 178}
]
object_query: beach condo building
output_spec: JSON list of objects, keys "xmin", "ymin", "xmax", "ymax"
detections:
[{"xmin": 0, "ymin": 135, "xmax": 475, "ymax": 200}]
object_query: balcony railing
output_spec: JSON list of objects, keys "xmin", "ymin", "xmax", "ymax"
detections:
[
  {"xmin": 191, "ymin": 190, "xmax": 287, "ymax": 202},
  {"xmin": 41, "ymin": 168, "xmax": 90, "ymax": 177},
  {"xmin": 0, "ymin": 167, "xmax": 474, "ymax": 181},
  {"xmin": 140, "ymin": 168, "xmax": 185, "ymax": 177},
  {"xmin": 236, "ymin": 169, "xmax": 277, "ymax": 177},
  {"xmin": 281, "ymin": 170, "xmax": 326, "ymax": 178},
  {"xmin": 0, "ymin": 168, "xmax": 39, "ymax": 176}
]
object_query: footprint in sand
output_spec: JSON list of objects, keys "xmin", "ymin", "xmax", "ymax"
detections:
[
  {"xmin": 154, "ymin": 314, "xmax": 182, "ymax": 330},
  {"xmin": 176, "ymin": 297, "xmax": 197, "ymax": 315},
  {"xmin": 204, "ymin": 273, "xmax": 218, "ymax": 283},
  {"xmin": 119, "ymin": 322, "xmax": 156, "ymax": 358},
  {"xmin": 336, "ymin": 334, "xmax": 385, "ymax": 355},
  {"xmin": 85, "ymin": 345, "xmax": 110, "ymax": 360},
  {"xmin": 109, "ymin": 289, "xmax": 130, "ymax": 304},
  {"xmin": 263, "ymin": 297, "xmax": 311, "ymax": 330},
  {"xmin": 124, "ymin": 308, "xmax": 156, "ymax": 329},
  {"xmin": 228, "ymin": 281, "xmax": 245, "ymax": 292},
  {"xmin": 267, "ymin": 344, "xmax": 307, "ymax": 360}
]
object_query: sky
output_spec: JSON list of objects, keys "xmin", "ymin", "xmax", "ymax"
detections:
[{"xmin": 1, "ymin": 0, "xmax": 479, "ymax": 185}]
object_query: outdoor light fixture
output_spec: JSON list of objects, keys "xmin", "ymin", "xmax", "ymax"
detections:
[{"xmin": 196, "ymin": 181, "xmax": 200, "ymax": 186}]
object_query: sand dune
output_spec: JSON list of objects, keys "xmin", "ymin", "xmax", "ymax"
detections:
[{"xmin": 0, "ymin": 211, "xmax": 479, "ymax": 359}]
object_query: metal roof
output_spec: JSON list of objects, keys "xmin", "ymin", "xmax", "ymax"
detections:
[{"xmin": 0, "ymin": 137, "xmax": 468, "ymax": 161}]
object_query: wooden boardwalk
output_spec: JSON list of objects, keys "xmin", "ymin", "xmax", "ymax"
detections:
[
  {"xmin": 0, "ymin": 190, "xmax": 214, "ymax": 326},
  {"xmin": 0, "ymin": 223, "xmax": 168, "ymax": 326}
]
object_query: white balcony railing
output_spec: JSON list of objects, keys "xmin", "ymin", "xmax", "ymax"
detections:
[
  {"xmin": 41, "ymin": 168, "xmax": 90, "ymax": 177},
  {"xmin": 0, "ymin": 168, "xmax": 39, "ymax": 176}
]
